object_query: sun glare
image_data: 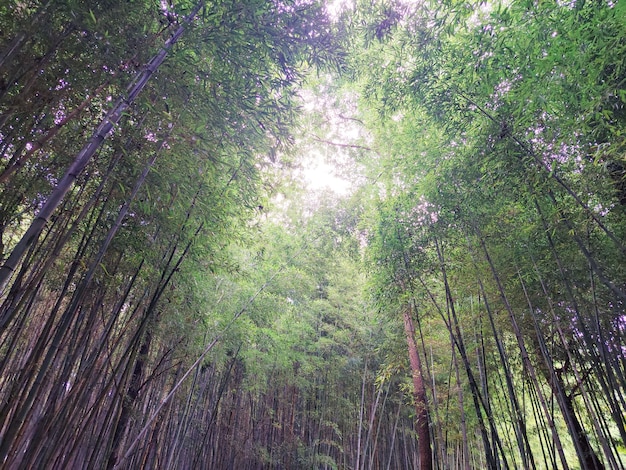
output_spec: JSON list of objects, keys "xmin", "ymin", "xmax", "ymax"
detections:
[{"xmin": 300, "ymin": 150, "xmax": 352, "ymax": 195}]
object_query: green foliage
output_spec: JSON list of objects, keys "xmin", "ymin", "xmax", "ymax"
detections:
[{"xmin": 3, "ymin": 0, "xmax": 626, "ymax": 468}]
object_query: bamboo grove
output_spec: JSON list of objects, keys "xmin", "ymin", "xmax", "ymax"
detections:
[{"xmin": 1, "ymin": 0, "xmax": 626, "ymax": 469}]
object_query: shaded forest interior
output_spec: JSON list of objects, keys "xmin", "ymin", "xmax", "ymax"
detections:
[{"xmin": 1, "ymin": 0, "xmax": 626, "ymax": 468}]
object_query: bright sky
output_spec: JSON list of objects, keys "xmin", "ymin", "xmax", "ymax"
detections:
[
  {"xmin": 325, "ymin": 0, "xmax": 355, "ymax": 18},
  {"xmin": 296, "ymin": 79, "xmax": 361, "ymax": 197},
  {"xmin": 300, "ymin": 149, "xmax": 352, "ymax": 195}
]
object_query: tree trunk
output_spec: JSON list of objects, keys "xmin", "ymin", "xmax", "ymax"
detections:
[{"xmin": 403, "ymin": 303, "xmax": 433, "ymax": 470}]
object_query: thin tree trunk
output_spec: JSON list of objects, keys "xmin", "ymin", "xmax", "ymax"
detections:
[
  {"xmin": 385, "ymin": 402, "xmax": 402, "ymax": 470},
  {"xmin": 403, "ymin": 303, "xmax": 433, "ymax": 470},
  {"xmin": 361, "ymin": 378, "xmax": 382, "ymax": 470},
  {"xmin": 524, "ymin": 261, "xmax": 610, "ymax": 470},
  {"xmin": 355, "ymin": 358, "xmax": 367, "ymax": 470},
  {"xmin": 472, "ymin": 267, "xmax": 535, "ymax": 470},
  {"xmin": 432, "ymin": 238, "xmax": 502, "ymax": 469},
  {"xmin": 451, "ymin": 336, "xmax": 470, "ymax": 470}
]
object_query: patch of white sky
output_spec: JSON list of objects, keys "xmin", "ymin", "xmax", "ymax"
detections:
[
  {"xmin": 325, "ymin": 0, "xmax": 355, "ymax": 19},
  {"xmin": 300, "ymin": 149, "xmax": 353, "ymax": 195},
  {"xmin": 295, "ymin": 76, "xmax": 366, "ymax": 197}
]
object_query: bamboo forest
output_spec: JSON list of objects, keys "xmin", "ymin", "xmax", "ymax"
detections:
[{"xmin": 1, "ymin": 0, "xmax": 626, "ymax": 469}]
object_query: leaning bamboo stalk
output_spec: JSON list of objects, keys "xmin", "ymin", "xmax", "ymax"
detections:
[
  {"xmin": 433, "ymin": 238, "xmax": 501, "ymax": 469},
  {"xmin": 0, "ymin": 80, "xmax": 112, "ymax": 184},
  {"xmin": 459, "ymin": 91, "xmax": 626, "ymax": 256},
  {"xmin": 472, "ymin": 225, "xmax": 572, "ymax": 470},
  {"xmin": 519, "ymin": 269, "xmax": 615, "ymax": 469}
]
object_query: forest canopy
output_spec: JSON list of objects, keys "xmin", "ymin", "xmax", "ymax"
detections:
[{"xmin": 0, "ymin": 0, "xmax": 625, "ymax": 469}]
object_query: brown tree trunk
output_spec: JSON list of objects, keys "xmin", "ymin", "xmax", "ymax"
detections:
[{"xmin": 402, "ymin": 303, "xmax": 432, "ymax": 470}]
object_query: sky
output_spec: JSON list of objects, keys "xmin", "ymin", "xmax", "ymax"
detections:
[{"xmin": 300, "ymin": 149, "xmax": 352, "ymax": 195}]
